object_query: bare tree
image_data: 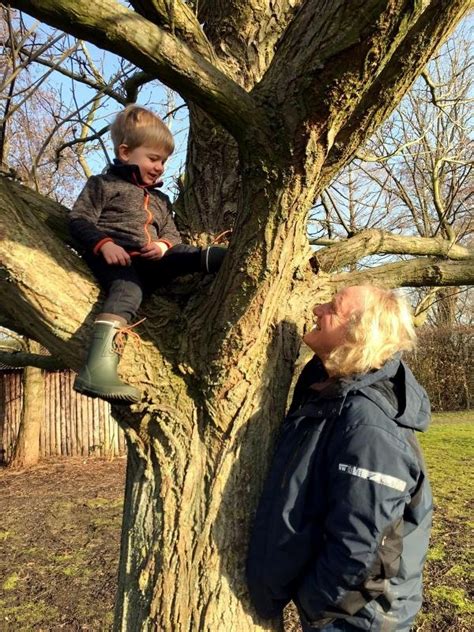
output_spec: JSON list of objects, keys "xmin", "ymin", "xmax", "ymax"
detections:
[
  {"xmin": 309, "ymin": 24, "xmax": 472, "ymax": 322},
  {"xmin": 0, "ymin": 1, "xmax": 473, "ymax": 631},
  {"xmin": 0, "ymin": 6, "xmax": 169, "ymax": 204}
]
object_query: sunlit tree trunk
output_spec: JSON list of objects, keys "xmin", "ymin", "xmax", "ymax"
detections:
[{"xmin": 10, "ymin": 340, "xmax": 44, "ymax": 468}]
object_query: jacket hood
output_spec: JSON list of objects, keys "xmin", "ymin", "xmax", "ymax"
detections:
[
  {"xmin": 304, "ymin": 354, "xmax": 430, "ymax": 432},
  {"xmin": 107, "ymin": 159, "xmax": 163, "ymax": 189},
  {"xmin": 337, "ymin": 355, "xmax": 431, "ymax": 432}
]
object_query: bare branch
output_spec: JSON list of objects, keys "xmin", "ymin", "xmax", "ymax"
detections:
[
  {"xmin": 7, "ymin": 41, "xmax": 80, "ymax": 118},
  {"xmin": 313, "ymin": 229, "xmax": 471, "ymax": 273},
  {"xmin": 7, "ymin": 0, "xmax": 269, "ymax": 144},
  {"xmin": 54, "ymin": 123, "xmax": 110, "ymax": 167},
  {"xmin": 355, "ymin": 132, "xmax": 429, "ymax": 163},
  {"xmin": 331, "ymin": 257, "xmax": 474, "ymax": 289},
  {"xmin": 11, "ymin": 43, "xmax": 130, "ymax": 105},
  {"xmin": 431, "ymin": 159, "xmax": 456, "ymax": 240},
  {"xmin": 0, "ymin": 350, "xmax": 65, "ymax": 370}
]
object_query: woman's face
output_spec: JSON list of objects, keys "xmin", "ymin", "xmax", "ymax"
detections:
[{"xmin": 303, "ymin": 287, "xmax": 366, "ymax": 358}]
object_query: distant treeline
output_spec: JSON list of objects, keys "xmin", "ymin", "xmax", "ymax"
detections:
[{"xmin": 407, "ymin": 326, "xmax": 472, "ymax": 412}]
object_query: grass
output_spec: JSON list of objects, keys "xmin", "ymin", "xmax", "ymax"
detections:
[{"xmin": 414, "ymin": 411, "xmax": 474, "ymax": 631}]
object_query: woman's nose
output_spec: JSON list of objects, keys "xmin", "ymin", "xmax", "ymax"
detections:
[{"xmin": 314, "ymin": 302, "xmax": 330, "ymax": 316}]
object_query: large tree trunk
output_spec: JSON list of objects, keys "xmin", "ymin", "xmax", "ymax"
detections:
[
  {"xmin": 112, "ymin": 324, "xmax": 306, "ymax": 631},
  {"xmin": 110, "ymin": 161, "xmax": 313, "ymax": 630},
  {"xmin": 10, "ymin": 340, "xmax": 44, "ymax": 468}
]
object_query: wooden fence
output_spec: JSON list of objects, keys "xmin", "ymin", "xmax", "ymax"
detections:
[{"xmin": 0, "ymin": 369, "xmax": 126, "ymax": 464}]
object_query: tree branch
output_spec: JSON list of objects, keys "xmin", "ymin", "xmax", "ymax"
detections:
[
  {"xmin": 197, "ymin": 0, "xmax": 303, "ymax": 87},
  {"xmin": 0, "ymin": 350, "xmax": 65, "ymax": 370},
  {"xmin": 128, "ymin": 0, "xmax": 216, "ymax": 61},
  {"xmin": 331, "ymin": 257, "xmax": 474, "ymax": 288},
  {"xmin": 12, "ymin": 43, "xmax": 133, "ymax": 105},
  {"xmin": 7, "ymin": 0, "xmax": 269, "ymax": 144},
  {"xmin": 313, "ymin": 229, "xmax": 472, "ymax": 273},
  {"xmin": 0, "ymin": 176, "xmax": 99, "ymax": 368},
  {"xmin": 319, "ymin": 0, "xmax": 470, "ymax": 186}
]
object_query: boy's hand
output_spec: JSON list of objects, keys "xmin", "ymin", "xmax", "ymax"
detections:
[
  {"xmin": 140, "ymin": 241, "xmax": 168, "ymax": 260},
  {"xmin": 100, "ymin": 241, "xmax": 131, "ymax": 266}
]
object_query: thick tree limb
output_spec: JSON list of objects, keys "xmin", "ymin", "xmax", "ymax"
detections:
[
  {"xmin": 259, "ymin": 0, "xmax": 389, "ymax": 116},
  {"xmin": 6, "ymin": 0, "xmax": 269, "ymax": 143},
  {"xmin": 257, "ymin": 0, "xmax": 469, "ymax": 169},
  {"xmin": 320, "ymin": 0, "xmax": 470, "ymax": 185},
  {"xmin": 0, "ymin": 175, "xmax": 70, "ymax": 243},
  {"xmin": 197, "ymin": 0, "xmax": 303, "ymax": 87},
  {"xmin": 128, "ymin": 0, "xmax": 216, "ymax": 61},
  {"xmin": 0, "ymin": 176, "xmax": 99, "ymax": 367},
  {"xmin": 0, "ymin": 350, "xmax": 65, "ymax": 370},
  {"xmin": 331, "ymin": 257, "xmax": 474, "ymax": 288},
  {"xmin": 313, "ymin": 229, "xmax": 472, "ymax": 273}
]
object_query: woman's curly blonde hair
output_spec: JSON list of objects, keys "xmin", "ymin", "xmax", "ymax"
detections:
[{"xmin": 324, "ymin": 286, "xmax": 417, "ymax": 377}]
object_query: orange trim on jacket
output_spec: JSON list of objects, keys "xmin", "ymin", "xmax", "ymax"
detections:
[
  {"xmin": 131, "ymin": 173, "xmax": 154, "ymax": 248},
  {"xmin": 93, "ymin": 237, "xmax": 114, "ymax": 255},
  {"xmin": 155, "ymin": 238, "xmax": 172, "ymax": 250}
]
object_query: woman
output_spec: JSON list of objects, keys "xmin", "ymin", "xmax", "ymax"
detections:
[{"xmin": 246, "ymin": 285, "xmax": 433, "ymax": 632}]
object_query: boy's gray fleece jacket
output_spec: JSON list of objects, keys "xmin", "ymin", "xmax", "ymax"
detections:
[
  {"xmin": 69, "ymin": 162, "xmax": 181, "ymax": 253},
  {"xmin": 246, "ymin": 355, "xmax": 433, "ymax": 631}
]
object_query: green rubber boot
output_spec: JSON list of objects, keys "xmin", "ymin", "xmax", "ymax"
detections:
[{"xmin": 73, "ymin": 314, "xmax": 141, "ymax": 404}]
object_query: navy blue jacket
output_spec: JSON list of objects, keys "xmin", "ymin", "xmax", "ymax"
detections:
[{"xmin": 246, "ymin": 355, "xmax": 432, "ymax": 631}]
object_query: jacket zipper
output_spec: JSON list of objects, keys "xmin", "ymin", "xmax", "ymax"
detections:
[{"xmin": 143, "ymin": 189, "xmax": 153, "ymax": 245}]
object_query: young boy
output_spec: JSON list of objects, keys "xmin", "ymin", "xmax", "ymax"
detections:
[{"xmin": 69, "ymin": 105, "xmax": 226, "ymax": 404}]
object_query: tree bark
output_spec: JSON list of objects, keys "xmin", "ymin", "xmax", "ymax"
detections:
[
  {"xmin": 314, "ymin": 230, "xmax": 472, "ymax": 273},
  {"xmin": 10, "ymin": 340, "xmax": 45, "ymax": 468}
]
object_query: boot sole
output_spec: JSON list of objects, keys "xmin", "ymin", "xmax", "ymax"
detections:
[{"xmin": 73, "ymin": 382, "xmax": 140, "ymax": 405}]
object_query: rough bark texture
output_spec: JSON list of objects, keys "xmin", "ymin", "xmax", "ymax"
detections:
[
  {"xmin": 1, "ymin": 1, "xmax": 473, "ymax": 630},
  {"xmin": 10, "ymin": 340, "xmax": 45, "ymax": 468}
]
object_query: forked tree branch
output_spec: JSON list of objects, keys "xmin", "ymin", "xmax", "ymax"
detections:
[{"xmin": 320, "ymin": 0, "xmax": 470, "ymax": 186}]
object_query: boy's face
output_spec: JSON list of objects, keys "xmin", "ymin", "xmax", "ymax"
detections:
[{"xmin": 118, "ymin": 144, "xmax": 169, "ymax": 186}]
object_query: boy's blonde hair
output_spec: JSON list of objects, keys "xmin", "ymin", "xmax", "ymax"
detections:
[
  {"xmin": 110, "ymin": 105, "xmax": 175, "ymax": 156},
  {"xmin": 325, "ymin": 286, "xmax": 417, "ymax": 377}
]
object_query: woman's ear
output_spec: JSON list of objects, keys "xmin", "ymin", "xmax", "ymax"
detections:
[{"xmin": 117, "ymin": 144, "xmax": 130, "ymax": 162}]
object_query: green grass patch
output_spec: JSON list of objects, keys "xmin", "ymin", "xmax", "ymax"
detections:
[
  {"xmin": 0, "ymin": 599, "xmax": 60, "ymax": 630},
  {"xmin": 427, "ymin": 543, "xmax": 445, "ymax": 561},
  {"xmin": 2, "ymin": 573, "xmax": 20, "ymax": 591},
  {"xmin": 419, "ymin": 413, "xmax": 473, "ymax": 519},
  {"xmin": 431, "ymin": 410, "xmax": 473, "ymax": 423},
  {"xmin": 84, "ymin": 496, "xmax": 122, "ymax": 509},
  {"xmin": 429, "ymin": 586, "xmax": 474, "ymax": 614},
  {"xmin": 416, "ymin": 412, "xmax": 473, "ymax": 630}
]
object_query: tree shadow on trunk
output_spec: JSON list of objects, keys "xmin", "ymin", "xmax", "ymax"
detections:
[{"xmin": 212, "ymin": 318, "xmax": 300, "ymax": 630}]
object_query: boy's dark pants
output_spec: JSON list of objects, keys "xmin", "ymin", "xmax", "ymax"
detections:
[{"xmin": 84, "ymin": 244, "xmax": 202, "ymax": 322}]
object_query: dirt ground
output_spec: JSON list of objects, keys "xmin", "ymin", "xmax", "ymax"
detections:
[
  {"xmin": 0, "ymin": 458, "xmax": 125, "ymax": 631},
  {"xmin": 0, "ymin": 413, "xmax": 472, "ymax": 631}
]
